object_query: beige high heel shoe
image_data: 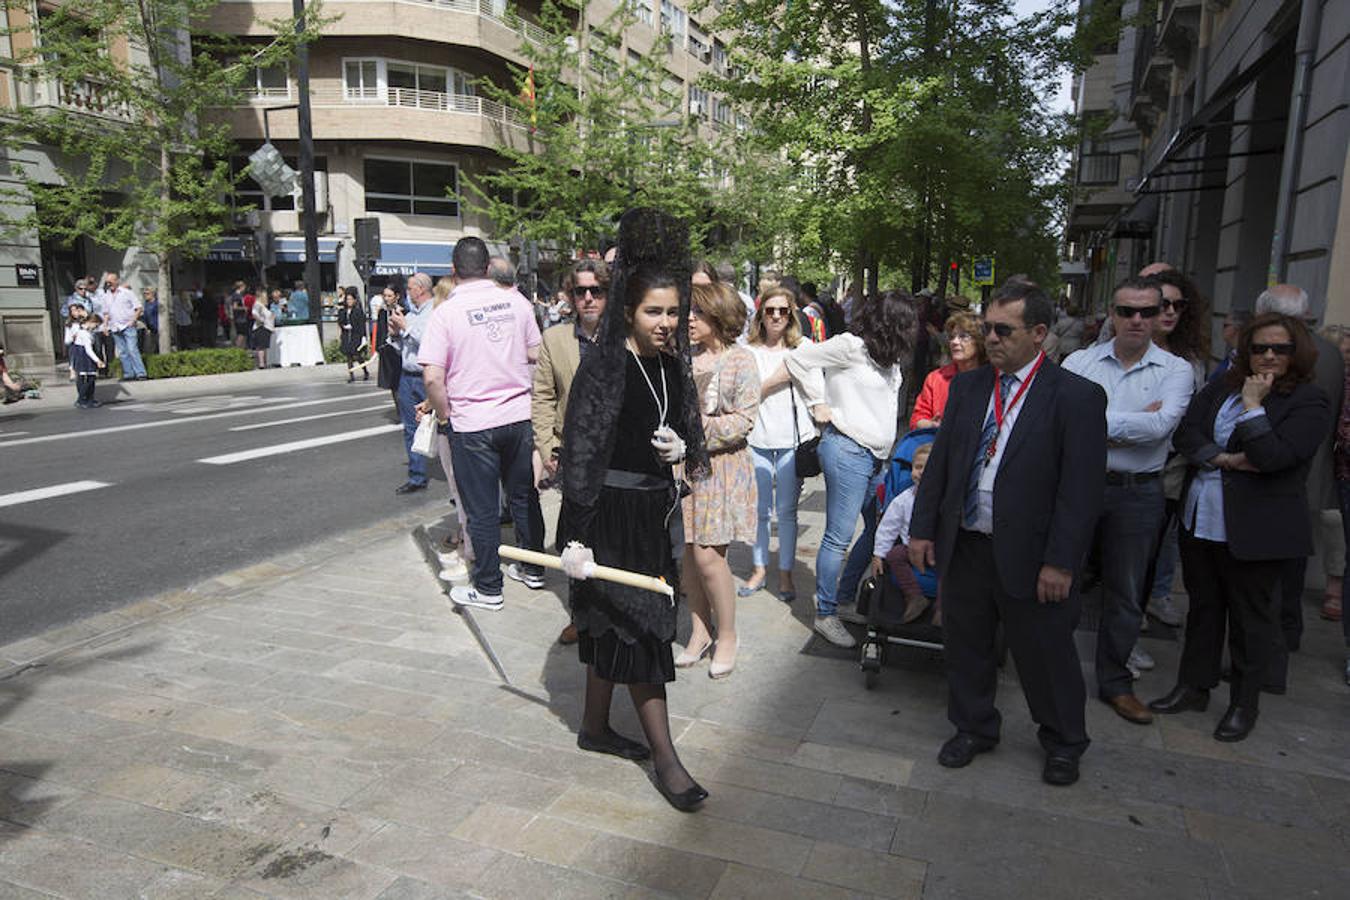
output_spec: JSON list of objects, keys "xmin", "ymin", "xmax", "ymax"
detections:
[
  {"xmin": 674, "ymin": 639, "xmax": 713, "ymax": 668},
  {"xmin": 709, "ymin": 639, "xmax": 739, "ymax": 680}
]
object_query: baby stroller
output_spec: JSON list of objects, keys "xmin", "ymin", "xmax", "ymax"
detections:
[{"xmin": 855, "ymin": 428, "xmax": 1006, "ymax": 688}]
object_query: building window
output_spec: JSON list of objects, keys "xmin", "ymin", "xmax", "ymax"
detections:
[
  {"xmin": 344, "ymin": 59, "xmax": 379, "ymax": 100},
  {"xmin": 364, "ymin": 157, "xmax": 459, "ymax": 217},
  {"xmin": 243, "ymin": 64, "xmax": 289, "ymax": 99},
  {"xmin": 688, "ymin": 24, "xmax": 710, "ymax": 61},
  {"xmin": 659, "ymin": 1, "xmax": 686, "ymax": 42},
  {"xmin": 629, "ymin": 0, "xmax": 653, "ymax": 27},
  {"xmin": 712, "ymin": 96, "xmax": 732, "ymax": 128},
  {"xmin": 688, "ymin": 84, "xmax": 708, "ymax": 118}
]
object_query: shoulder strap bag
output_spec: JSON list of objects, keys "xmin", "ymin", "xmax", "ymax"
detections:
[{"xmin": 789, "ymin": 380, "xmax": 821, "ymax": 478}]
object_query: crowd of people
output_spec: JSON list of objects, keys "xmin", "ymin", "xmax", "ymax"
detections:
[{"xmin": 342, "ymin": 209, "xmax": 1348, "ymax": 811}]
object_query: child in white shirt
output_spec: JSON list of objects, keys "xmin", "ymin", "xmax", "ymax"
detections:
[{"xmin": 872, "ymin": 442, "xmax": 935, "ymax": 624}]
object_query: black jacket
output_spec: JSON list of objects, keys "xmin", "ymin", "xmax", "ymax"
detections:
[
  {"xmin": 1173, "ymin": 379, "xmax": 1330, "ymax": 560},
  {"xmin": 910, "ymin": 360, "xmax": 1107, "ymax": 600}
]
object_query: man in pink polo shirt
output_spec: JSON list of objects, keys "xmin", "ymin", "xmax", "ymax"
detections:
[{"xmin": 420, "ymin": 237, "xmax": 543, "ymax": 611}]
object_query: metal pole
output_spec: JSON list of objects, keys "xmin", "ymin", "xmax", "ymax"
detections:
[{"xmin": 293, "ymin": 0, "xmax": 323, "ymax": 343}]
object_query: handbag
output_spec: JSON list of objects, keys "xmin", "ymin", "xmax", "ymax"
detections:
[
  {"xmin": 789, "ymin": 381, "xmax": 821, "ymax": 478},
  {"xmin": 411, "ymin": 411, "xmax": 439, "ymax": 459}
]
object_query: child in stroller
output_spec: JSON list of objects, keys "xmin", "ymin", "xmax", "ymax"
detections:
[{"xmin": 869, "ymin": 441, "xmax": 939, "ymax": 626}]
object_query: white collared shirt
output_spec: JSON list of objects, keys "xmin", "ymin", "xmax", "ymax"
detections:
[
  {"xmin": 1062, "ymin": 340, "xmax": 1195, "ymax": 473},
  {"xmin": 969, "ymin": 354, "xmax": 1042, "ymax": 534}
]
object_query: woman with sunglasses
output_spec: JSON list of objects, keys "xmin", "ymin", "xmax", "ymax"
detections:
[
  {"xmin": 1149, "ymin": 313, "xmax": 1330, "ymax": 741},
  {"xmin": 740, "ymin": 286, "xmax": 820, "ymax": 603},
  {"xmin": 911, "ymin": 311, "xmax": 988, "ymax": 429}
]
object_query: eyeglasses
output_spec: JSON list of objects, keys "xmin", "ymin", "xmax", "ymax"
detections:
[
  {"xmin": 1161, "ymin": 298, "xmax": 1187, "ymax": 312},
  {"xmin": 1114, "ymin": 305, "xmax": 1163, "ymax": 320},
  {"xmin": 1250, "ymin": 342, "xmax": 1294, "ymax": 356},
  {"xmin": 981, "ymin": 322, "xmax": 1025, "ymax": 338},
  {"xmin": 688, "ymin": 307, "xmax": 704, "ymax": 320},
  {"xmin": 570, "ymin": 285, "xmax": 606, "ymax": 300},
  {"xmin": 762, "ymin": 307, "xmax": 791, "ymax": 319},
  {"xmin": 949, "ymin": 331, "xmax": 975, "ymax": 343}
]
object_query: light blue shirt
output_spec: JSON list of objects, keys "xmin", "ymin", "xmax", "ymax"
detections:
[
  {"xmin": 392, "ymin": 298, "xmax": 434, "ymax": 373},
  {"xmin": 970, "ymin": 355, "xmax": 1040, "ymax": 534},
  {"xmin": 1182, "ymin": 393, "xmax": 1267, "ymax": 542},
  {"xmin": 1062, "ymin": 340, "xmax": 1196, "ymax": 473}
]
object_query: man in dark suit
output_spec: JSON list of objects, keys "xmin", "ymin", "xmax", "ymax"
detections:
[{"xmin": 909, "ymin": 280, "xmax": 1107, "ymax": 786}]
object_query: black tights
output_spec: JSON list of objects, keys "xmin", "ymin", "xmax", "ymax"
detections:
[{"xmin": 581, "ymin": 665, "xmax": 696, "ymax": 793}]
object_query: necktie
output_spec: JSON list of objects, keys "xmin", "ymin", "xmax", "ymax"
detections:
[{"xmin": 964, "ymin": 373, "xmax": 1016, "ymax": 527}]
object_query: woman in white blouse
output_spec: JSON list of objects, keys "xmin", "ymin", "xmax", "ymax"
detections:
[
  {"xmin": 762, "ymin": 291, "xmax": 915, "ymax": 648},
  {"xmin": 741, "ymin": 286, "xmax": 822, "ymax": 604}
]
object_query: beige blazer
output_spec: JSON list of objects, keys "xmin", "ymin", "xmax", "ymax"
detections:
[{"xmin": 532, "ymin": 322, "xmax": 585, "ymax": 462}]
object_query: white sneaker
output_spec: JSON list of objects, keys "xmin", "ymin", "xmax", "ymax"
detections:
[
  {"xmin": 1128, "ymin": 646, "xmax": 1155, "ymax": 672},
  {"xmin": 438, "ymin": 557, "xmax": 468, "ymax": 582},
  {"xmin": 1147, "ymin": 595, "xmax": 1184, "ymax": 628},
  {"xmin": 450, "ymin": 585, "xmax": 503, "ymax": 611},
  {"xmin": 813, "ymin": 615, "xmax": 857, "ymax": 649},
  {"xmin": 506, "ymin": 563, "xmax": 546, "ymax": 590}
]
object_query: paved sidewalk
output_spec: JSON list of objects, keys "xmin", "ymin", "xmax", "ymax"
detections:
[{"xmin": 2, "ymin": 483, "xmax": 1349, "ymax": 899}]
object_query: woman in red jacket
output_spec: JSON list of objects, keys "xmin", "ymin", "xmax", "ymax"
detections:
[{"xmin": 910, "ymin": 311, "xmax": 986, "ymax": 429}]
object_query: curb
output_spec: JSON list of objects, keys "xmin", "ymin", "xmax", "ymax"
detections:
[{"xmin": 14, "ymin": 359, "xmax": 387, "ymax": 409}]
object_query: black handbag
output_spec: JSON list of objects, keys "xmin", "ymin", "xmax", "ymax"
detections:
[{"xmin": 789, "ymin": 381, "xmax": 821, "ymax": 478}]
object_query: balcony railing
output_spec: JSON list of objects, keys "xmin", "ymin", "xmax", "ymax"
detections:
[
  {"xmin": 309, "ymin": 83, "xmax": 528, "ymax": 130},
  {"xmin": 1078, "ymin": 153, "xmax": 1121, "ymax": 186},
  {"xmin": 15, "ymin": 73, "xmax": 128, "ymax": 119},
  {"xmin": 370, "ymin": 0, "xmax": 548, "ymax": 45}
]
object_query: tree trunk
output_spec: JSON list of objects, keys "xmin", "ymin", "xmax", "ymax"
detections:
[{"xmin": 158, "ymin": 144, "xmax": 173, "ymax": 353}]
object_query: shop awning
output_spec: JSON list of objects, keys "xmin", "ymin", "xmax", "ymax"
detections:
[{"xmin": 371, "ymin": 240, "xmax": 455, "ymax": 276}]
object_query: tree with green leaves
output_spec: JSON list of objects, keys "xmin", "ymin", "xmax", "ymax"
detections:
[
  {"xmin": 468, "ymin": 0, "xmax": 730, "ymax": 256},
  {"xmin": 704, "ymin": 0, "xmax": 1088, "ymax": 296},
  {"xmin": 0, "ymin": 0, "xmax": 322, "ymax": 350}
]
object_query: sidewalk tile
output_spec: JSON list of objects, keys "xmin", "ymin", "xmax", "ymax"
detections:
[
  {"xmin": 342, "ymin": 778, "xmax": 479, "ymax": 835},
  {"xmin": 788, "ymin": 740, "xmax": 915, "ymax": 786},
  {"xmin": 345, "ymin": 822, "xmax": 501, "ymax": 888},
  {"xmin": 707, "ymin": 863, "xmax": 863, "ymax": 900},
  {"xmin": 572, "ymin": 832, "xmax": 727, "ymax": 898},
  {"xmin": 373, "ymin": 875, "xmax": 475, "ymax": 900},
  {"xmin": 234, "ymin": 847, "xmax": 400, "ymax": 900},
  {"xmin": 800, "ymin": 841, "xmax": 925, "ymax": 900},
  {"xmin": 1184, "ymin": 807, "xmax": 1347, "ymax": 868},
  {"xmin": 0, "ymin": 771, "xmax": 80, "ymax": 827},
  {"xmin": 473, "ymin": 855, "xmax": 631, "ymax": 900}
]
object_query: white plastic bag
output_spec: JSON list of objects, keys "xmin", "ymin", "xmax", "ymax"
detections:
[{"xmin": 411, "ymin": 412, "xmax": 439, "ymax": 459}]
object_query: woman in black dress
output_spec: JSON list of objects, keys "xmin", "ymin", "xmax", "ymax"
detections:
[
  {"xmin": 338, "ymin": 287, "xmax": 368, "ymax": 382},
  {"xmin": 559, "ymin": 208, "xmax": 711, "ymax": 812}
]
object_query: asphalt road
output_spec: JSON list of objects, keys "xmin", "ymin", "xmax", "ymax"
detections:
[{"xmin": 0, "ymin": 378, "xmax": 450, "ymax": 645}]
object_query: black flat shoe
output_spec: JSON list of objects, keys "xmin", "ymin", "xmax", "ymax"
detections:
[
  {"xmin": 1042, "ymin": 752, "xmax": 1079, "ymax": 786},
  {"xmin": 1148, "ymin": 685, "xmax": 1210, "ymax": 714},
  {"xmin": 577, "ymin": 729, "xmax": 650, "ymax": 761},
  {"xmin": 654, "ymin": 775, "xmax": 708, "ymax": 812},
  {"xmin": 1214, "ymin": 706, "xmax": 1258, "ymax": 743},
  {"xmin": 395, "ymin": 482, "xmax": 427, "ymax": 494},
  {"xmin": 937, "ymin": 733, "xmax": 997, "ymax": 769}
]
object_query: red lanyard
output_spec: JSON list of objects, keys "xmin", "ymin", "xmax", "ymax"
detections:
[{"xmin": 987, "ymin": 352, "xmax": 1046, "ymax": 461}]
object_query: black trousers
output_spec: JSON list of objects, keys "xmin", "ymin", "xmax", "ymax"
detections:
[
  {"xmin": 944, "ymin": 530, "xmax": 1090, "ymax": 757},
  {"xmin": 1177, "ymin": 528, "xmax": 1282, "ymax": 711}
]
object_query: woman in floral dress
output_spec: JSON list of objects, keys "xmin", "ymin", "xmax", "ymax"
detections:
[{"xmin": 679, "ymin": 282, "xmax": 760, "ymax": 679}]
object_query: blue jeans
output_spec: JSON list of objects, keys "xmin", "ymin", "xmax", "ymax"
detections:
[
  {"xmin": 1149, "ymin": 514, "xmax": 1178, "ymax": 599},
  {"xmin": 838, "ymin": 494, "xmax": 879, "ymax": 610},
  {"xmin": 815, "ymin": 427, "xmax": 884, "ymax": 616},
  {"xmin": 1095, "ymin": 479, "xmax": 1165, "ymax": 698},
  {"xmin": 450, "ymin": 419, "xmax": 542, "ymax": 596},
  {"xmin": 396, "ymin": 374, "xmax": 428, "ymax": 486},
  {"xmin": 751, "ymin": 447, "xmax": 801, "ymax": 572},
  {"xmin": 112, "ymin": 327, "xmax": 147, "ymax": 378}
]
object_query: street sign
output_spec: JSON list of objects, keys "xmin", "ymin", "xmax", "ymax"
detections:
[
  {"xmin": 973, "ymin": 258, "xmax": 995, "ymax": 286},
  {"xmin": 14, "ymin": 263, "xmax": 39, "ymax": 286}
]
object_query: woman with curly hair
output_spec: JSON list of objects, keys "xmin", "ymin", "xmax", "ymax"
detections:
[
  {"xmin": 763, "ymin": 290, "xmax": 914, "ymax": 647},
  {"xmin": 911, "ymin": 311, "xmax": 988, "ymax": 429}
]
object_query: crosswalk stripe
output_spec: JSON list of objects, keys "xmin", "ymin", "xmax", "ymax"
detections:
[
  {"xmin": 198, "ymin": 424, "xmax": 402, "ymax": 465},
  {"xmin": 228, "ymin": 403, "xmax": 390, "ymax": 432},
  {"xmin": 0, "ymin": 480, "xmax": 112, "ymax": 509},
  {"xmin": 0, "ymin": 393, "xmax": 385, "ymax": 448}
]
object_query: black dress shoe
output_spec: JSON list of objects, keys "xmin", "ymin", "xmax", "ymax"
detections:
[
  {"xmin": 1042, "ymin": 752, "xmax": 1079, "ymax": 786},
  {"xmin": 1148, "ymin": 685, "xmax": 1210, "ymax": 714},
  {"xmin": 654, "ymin": 775, "xmax": 708, "ymax": 812},
  {"xmin": 1214, "ymin": 706, "xmax": 1258, "ymax": 743},
  {"xmin": 577, "ymin": 729, "xmax": 650, "ymax": 761},
  {"xmin": 937, "ymin": 733, "xmax": 997, "ymax": 769},
  {"xmin": 395, "ymin": 482, "xmax": 427, "ymax": 494}
]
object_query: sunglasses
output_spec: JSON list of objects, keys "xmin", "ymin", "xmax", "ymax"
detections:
[
  {"xmin": 1114, "ymin": 305, "xmax": 1162, "ymax": 319},
  {"xmin": 762, "ymin": 307, "xmax": 791, "ymax": 319},
  {"xmin": 1250, "ymin": 342, "xmax": 1294, "ymax": 356},
  {"xmin": 1161, "ymin": 298, "xmax": 1187, "ymax": 312},
  {"xmin": 570, "ymin": 285, "xmax": 606, "ymax": 300},
  {"xmin": 981, "ymin": 321, "xmax": 1025, "ymax": 338}
]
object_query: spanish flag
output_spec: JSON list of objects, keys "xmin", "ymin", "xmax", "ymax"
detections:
[{"xmin": 522, "ymin": 64, "xmax": 537, "ymax": 133}]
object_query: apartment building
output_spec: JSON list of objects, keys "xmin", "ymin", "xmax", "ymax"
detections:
[
  {"xmin": 1062, "ymin": 0, "xmax": 1350, "ymax": 346},
  {"xmin": 204, "ymin": 0, "xmax": 743, "ymax": 297}
]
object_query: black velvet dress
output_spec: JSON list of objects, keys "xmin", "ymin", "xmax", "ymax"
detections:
[{"xmin": 566, "ymin": 351, "xmax": 687, "ymax": 684}]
